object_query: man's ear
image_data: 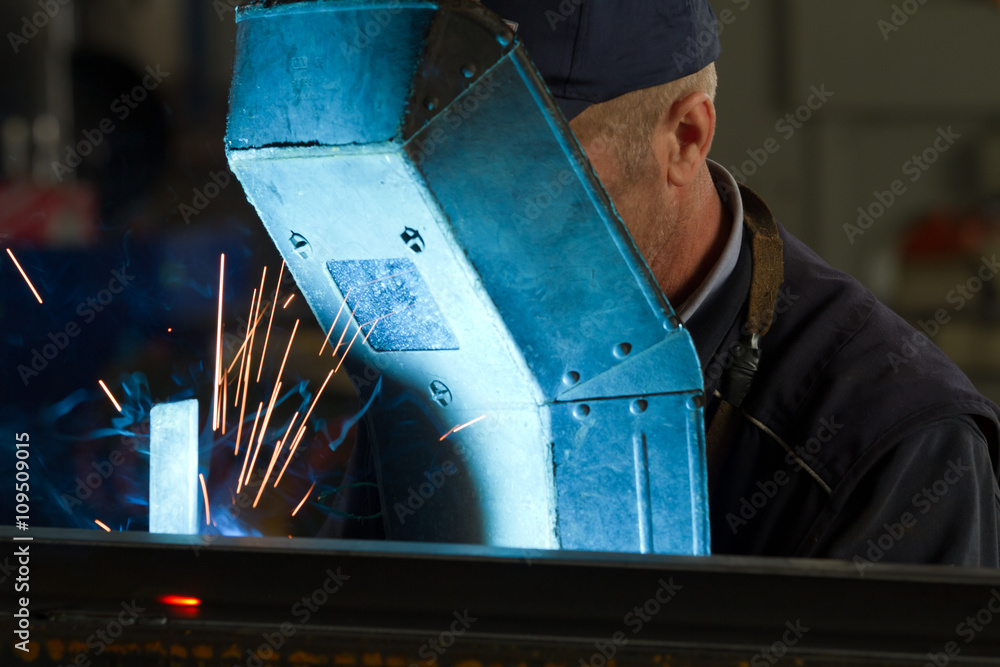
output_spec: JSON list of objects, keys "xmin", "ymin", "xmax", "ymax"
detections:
[{"xmin": 652, "ymin": 91, "xmax": 716, "ymax": 188}]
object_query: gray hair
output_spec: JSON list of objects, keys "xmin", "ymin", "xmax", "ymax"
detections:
[{"xmin": 570, "ymin": 63, "xmax": 718, "ymax": 183}]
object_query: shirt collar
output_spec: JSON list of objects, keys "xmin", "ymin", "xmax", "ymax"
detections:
[{"xmin": 675, "ymin": 159, "xmax": 745, "ymax": 322}]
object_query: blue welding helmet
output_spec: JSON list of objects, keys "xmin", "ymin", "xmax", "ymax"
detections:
[
  {"xmin": 226, "ymin": 0, "xmax": 712, "ymax": 555},
  {"xmin": 482, "ymin": 0, "xmax": 721, "ymax": 119}
]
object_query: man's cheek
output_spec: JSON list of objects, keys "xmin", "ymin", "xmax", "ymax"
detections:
[{"xmin": 582, "ymin": 144, "xmax": 619, "ymax": 189}]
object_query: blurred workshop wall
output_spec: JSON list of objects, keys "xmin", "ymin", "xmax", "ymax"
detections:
[
  {"xmin": 709, "ymin": 0, "xmax": 1000, "ymax": 401},
  {"xmin": 0, "ymin": 0, "xmax": 360, "ymax": 534},
  {"xmin": 78, "ymin": 0, "xmax": 242, "ymax": 201}
]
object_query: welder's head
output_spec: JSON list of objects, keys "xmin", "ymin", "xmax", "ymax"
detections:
[
  {"xmin": 483, "ymin": 0, "xmax": 720, "ymax": 190},
  {"xmin": 483, "ymin": 0, "xmax": 723, "ymax": 288}
]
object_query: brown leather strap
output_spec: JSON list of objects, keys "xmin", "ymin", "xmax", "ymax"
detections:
[
  {"xmin": 705, "ymin": 184, "xmax": 784, "ymax": 494},
  {"xmin": 742, "ymin": 184, "xmax": 784, "ymax": 337}
]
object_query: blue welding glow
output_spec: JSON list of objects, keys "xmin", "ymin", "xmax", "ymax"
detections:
[{"xmin": 149, "ymin": 399, "xmax": 199, "ymax": 535}]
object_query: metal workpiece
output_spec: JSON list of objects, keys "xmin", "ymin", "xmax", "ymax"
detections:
[
  {"xmin": 225, "ymin": 0, "xmax": 709, "ymax": 554},
  {"xmin": 149, "ymin": 399, "xmax": 200, "ymax": 535}
]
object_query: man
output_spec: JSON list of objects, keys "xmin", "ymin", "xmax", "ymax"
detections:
[{"xmin": 484, "ymin": 0, "xmax": 1000, "ymax": 566}]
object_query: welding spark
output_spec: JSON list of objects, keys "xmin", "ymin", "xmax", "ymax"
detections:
[
  {"xmin": 234, "ymin": 287, "xmax": 257, "ymax": 408},
  {"xmin": 331, "ymin": 311, "xmax": 398, "ymax": 373},
  {"xmin": 333, "ymin": 322, "xmax": 366, "ymax": 373},
  {"xmin": 234, "ymin": 287, "xmax": 263, "ymax": 455},
  {"xmin": 199, "ymin": 473, "xmax": 211, "ymax": 526},
  {"xmin": 282, "ymin": 293, "xmax": 295, "ymax": 309},
  {"xmin": 270, "ymin": 319, "xmax": 299, "ymax": 399},
  {"xmin": 274, "ymin": 369, "xmax": 335, "ymax": 487},
  {"xmin": 321, "ymin": 268, "xmax": 419, "ymax": 357},
  {"xmin": 278, "ymin": 411, "xmax": 301, "ymax": 451},
  {"xmin": 6, "ymin": 247, "xmax": 43, "ymax": 304},
  {"xmin": 247, "ymin": 317, "xmax": 298, "ymax": 485},
  {"xmin": 276, "ymin": 424, "xmax": 309, "ymax": 485},
  {"xmin": 357, "ymin": 306, "xmax": 409, "ymax": 350},
  {"xmin": 254, "ymin": 410, "xmax": 299, "ymax": 508},
  {"xmin": 251, "ymin": 412, "xmax": 299, "ymax": 516},
  {"xmin": 319, "ymin": 288, "xmax": 352, "ymax": 356},
  {"xmin": 257, "ymin": 380, "xmax": 282, "ymax": 449},
  {"xmin": 359, "ymin": 315, "xmax": 384, "ymax": 348},
  {"xmin": 249, "ymin": 266, "xmax": 268, "ymax": 386},
  {"xmin": 237, "ymin": 269, "xmax": 269, "ymax": 418},
  {"xmin": 330, "ymin": 301, "xmax": 362, "ymax": 358},
  {"xmin": 98, "ymin": 379, "xmax": 123, "ymax": 413},
  {"xmin": 246, "ymin": 382, "xmax": 281, "ymax": 486},
  {"xmin": 292, "ymin": 481, "xmax": 317, "ymax": 517},
  {"xmin": 94, "ymin": 519, "xmax": 111, "ymax": 532},
  {"xmin": 213, "ymin": 254, "xmax": 225, "ymax": 432},
  {"xmin": 257, "ymin": 260, "xmax": 284, "ymax": 383},
  {"xmin": 290, "ymin": 423, "xmax": 307, "ymax": 449},
  {"xmin": 257, "ymin": 411, "xmax": 300, "ymax": 498},
  {"xmin": 361, "ymin": 266, "xmax": 416, "ymax": 288},
  {"xmin": 238, "ymin": 402, "xmax": 264, "ymax": 493},
  {"xmin": 233, "ymin": 385, "xmax": 247, "ymax": 455},
  {"xmin": 222, "ymin": 374, "xmax": 227, "ymax": 432},
  {"xmin": 439, "ymin": 414, "xmax": 487, "ymax": 441},
  {"xmin": 227, "ymin": 299, "xmax": 270, "ymax": 377}
]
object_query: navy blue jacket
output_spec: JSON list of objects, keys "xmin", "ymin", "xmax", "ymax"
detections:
[{"xmin": 688, "ymin": 211, "xmax": 1000, "ymax": 567}]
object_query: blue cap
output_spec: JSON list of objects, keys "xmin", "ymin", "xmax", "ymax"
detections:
[{"xmin": 483, "ymin": 0, "xmax": 721, "ymax": 120}]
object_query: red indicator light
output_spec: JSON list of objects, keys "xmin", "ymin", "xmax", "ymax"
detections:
[{"xmin": 159, "ymin": 595, "xmax": 201, "ymax": 607}]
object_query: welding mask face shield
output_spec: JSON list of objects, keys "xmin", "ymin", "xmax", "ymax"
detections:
[{"xmin": 223, "ymin": 0, "xmax": 715, "ymax": 555}]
